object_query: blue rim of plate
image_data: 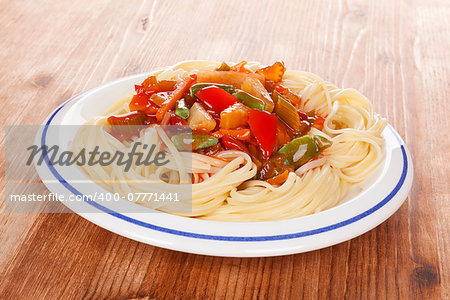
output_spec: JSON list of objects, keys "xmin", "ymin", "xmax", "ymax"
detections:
[{"xmin": 40, "ymin": 92, "xmax": 408, "ymax": 242}]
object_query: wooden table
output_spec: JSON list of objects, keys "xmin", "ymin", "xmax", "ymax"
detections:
[{"xmin": 1, "ymin": 0, "xmax": 448, "ymax": 299}]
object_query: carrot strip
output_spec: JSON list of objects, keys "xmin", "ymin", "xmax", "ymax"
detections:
[
  {"xmin": 160, "ymin": 111, "xmax": 172, "ymax": 125},
  {"xmin": 266, "ymin": 170, "xmax": 289, "ymax": 185},
  {"xmin": 156, "ymin": 74, "xmax": 196, "ymax": 121},
  {"xmin": 219, "ymin": 128, "xmax": 251, "ymax": 140}
]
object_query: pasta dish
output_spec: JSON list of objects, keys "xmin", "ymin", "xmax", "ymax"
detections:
[{"xmin": 74, "ymin": 60, "xmax": 387, "ymax": 221}]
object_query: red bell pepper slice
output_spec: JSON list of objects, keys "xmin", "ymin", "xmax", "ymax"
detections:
[
  {"xmin": 135, "ymin": 84, "xmax": 154, "ymax": 96},
  {"xmin": 129, "ymin": 94, "xmax": 159, "ymax": 114},
  {"xmin": 221, "ymin": 136, "xmax": 249, "ymax": 153},
  {"xmin": 195, "ymin": 86, "xmax": 237, "ymax": 113},
  {"xmin": 248, "ymin": 109, "xmax": 278, "ymax": 159},
  {"xmin": 129, "ymin": 84, "xmax": 159, "ymax": 114}
]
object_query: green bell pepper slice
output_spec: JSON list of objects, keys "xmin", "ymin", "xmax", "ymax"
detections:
[
  {"xmin": 171, "ymin": 132, "xmax": 218, "ymax": 151},
  {"xmin": 189, "ymin": 83, "xmax": 234, "ymax": 97},
  {"xmin": 232, "ymin": 90, "xmax": 266, "ymax": 110},
  {"xmin": 278, "ymin": 135, "xmax": 332, "ymax": 168},
  {"xmin": 175, "ymin": 98, "xmax": 190, "ymax": 119}
]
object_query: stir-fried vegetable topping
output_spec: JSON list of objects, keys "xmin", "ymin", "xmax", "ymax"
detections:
[
  {"xmin": 229, "ymin": 61, "xmax": 252, "ymax": 73},
  {"xmin": 216, "ymin": 62, "xmax": 231, "ymax": 71},
  {"xmin": 232, "ymin": 90, "xmax": 266, "ymax": 110},
  {"xmin": 195, "ymin": 86, "xmax": 237, "ymax": 112},
  {"xmin": 171, "ymin": 132, "xmax": 218, "ymax": 151},
  {"xmin": 156, "ymin": 74, "xmax": 196, "ymax": 122},
  {"xmin": 256, "ymin": 61, "xmax": 286, "ymax": 83},
  {"xmin": 219, "ymin": 102, "xmax": 249, "ymax": 129},
  {"xmin": 197, "ymin": 70, "xmax": 264, "ymax": 89},
  {"xmin": 273, "ymin": 92, "xmax": 300, "ymax": 130},
  {"xmin": 248, "ymin": 109, "xmax": 278, "ymax": 159},
  {"xmin": 189, "ymin": 83, "xmax": 233, "ymax": 97},
  {"xmin": 187, "ymin": 102, "xmax": 216, "ymax": 132},
  {"xmin": 141, "ymin": 76, "xmax": 177, "ymax": 92},
  {"xmin": 107, "ymin": 111, "xmax": 151, "ymax": 141},
  {"xmin": 175, "ymin": 98, "xmax": 190, "ymax": 119},
  {"xmin": 220, "ymin": 128, "xmax": 251, "ymax": 140},
  {"xmin": 107, "ymin": 61, "xmax": 331, "ymax": 184},
  {"xmin": 278, "ymin": 135, "xmax": 332, "ymax": 168},
  {"xmin": 241, "ymin": 77, "xmax": 274, "ymax": 112}
]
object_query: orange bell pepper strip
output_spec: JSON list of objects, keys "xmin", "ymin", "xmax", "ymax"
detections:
[
  {"xmin": 142, "ymin": 76, "xmax": 177, "ymax": 92},
  {"xmin": 229, "ymin": 61, "xmax": 252, "ymax": 73},
  {"xmin": 256, "ymin": 61, "xmax": 286, "ymax": 83},
  {"xmin": 210, "ymin": 131, "xmax": 224, "ymax": 139}
]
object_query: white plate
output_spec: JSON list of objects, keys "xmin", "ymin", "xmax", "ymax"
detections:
[{"xmin": 35, "ymin": 73, "xmax": 413, "ymax": 257}]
